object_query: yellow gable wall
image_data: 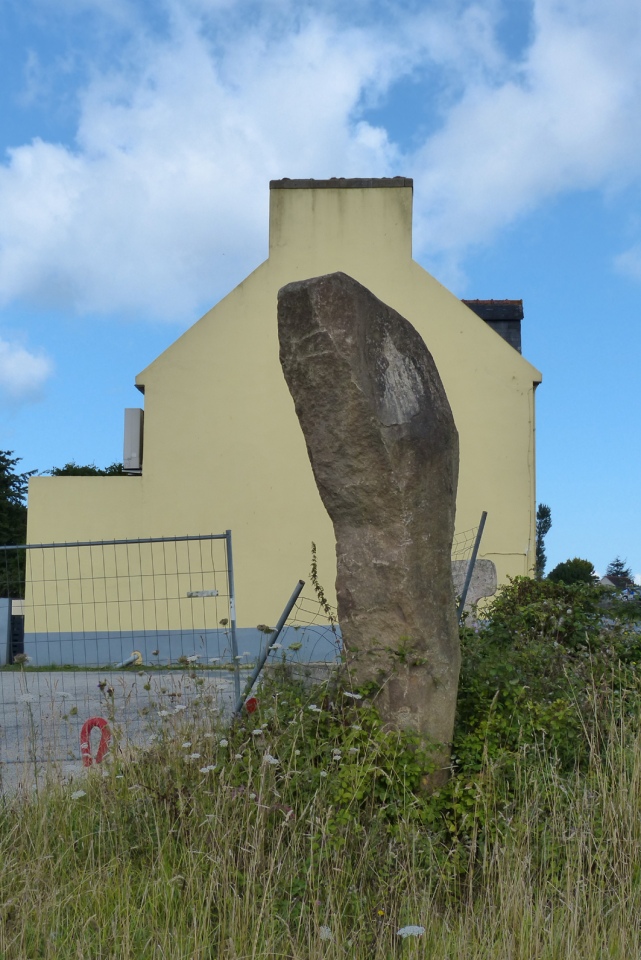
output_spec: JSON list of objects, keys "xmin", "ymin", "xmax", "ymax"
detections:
[{"xmin": 27, "ymin": 180, "xmax": 541, "ymax": 629}]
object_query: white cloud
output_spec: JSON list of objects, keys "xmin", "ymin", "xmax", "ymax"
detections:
[
  {"xmin": 614, "ymin": 244, "xmax": 641, "ymax": 282},
  {"xmin": 412, "ymin": 0, "xmax": 641, "ymax": 272},
  {"xmin": 0, "ymin": 10, "xmax": 403, "ymax": 322},
  {"xmin": 1, "ymin": 0, "xmax": 641, "ymax": 320},
  {"xmin": 0, "ymin": 336, "xmax": 53, "ymax": 402}
]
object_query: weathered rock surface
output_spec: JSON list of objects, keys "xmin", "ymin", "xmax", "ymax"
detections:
[{"xmin": 278, "ymin": 272, "xmax": 460, "ymax": 769}]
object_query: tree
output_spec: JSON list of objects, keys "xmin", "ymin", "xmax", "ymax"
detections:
[
  {"xmin": 605, "ymin": 557, "xmax": 633, "ymax": 589},
  {"xmin": 547, "ymin": 557, "xmax": 598, "ymax": 586},
  {"xmin": 535, "ymin": 503, "xmax": 552, "ymax": 578},
  {"xmin": 0, "ymin": 452, "xmax": 35, "ymax": 598},
  {"xmin": 49, "ymin": 461, "xmax": 125, "ymax": 476}
]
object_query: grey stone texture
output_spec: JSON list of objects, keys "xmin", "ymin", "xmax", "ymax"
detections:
[
  {"xmin": 278, "ymin": 272, "xmax": 460, "ymax": 772},
  {"xmin": 452, "ymin": 559, "xmax": 497, "ymax": 610}
]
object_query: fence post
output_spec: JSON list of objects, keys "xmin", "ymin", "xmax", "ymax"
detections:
[
  {"xmin": 457, "ymin": 511, "xmax": 488, "ymax": 623},
  {"xmin": 233, "ymin": 579, "xmax": 305, "ymax": 715},
  {"xmin": 225, "ymin": 529, "xmax": 241, "ymax": 704},
  {"xmin": 0, "ymin": 598, "xmax": 11, "ymax": 667}
]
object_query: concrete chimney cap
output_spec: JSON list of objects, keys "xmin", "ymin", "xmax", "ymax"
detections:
[{"xmin": 270, "ymin": 177, "xmax": 413, "ymax": 190}]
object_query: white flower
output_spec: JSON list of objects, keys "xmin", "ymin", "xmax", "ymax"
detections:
[
  {"xmin": 348, "ymin": 747, "xmax": 359, "ymax": 754},
  {"xmin": 234, "ymin": 754, "xmax": 243, "ymax": 760},
  {"xmin": 271, "ymin": 643, "xmax": 282, "ymax": 650},
  {"xmin": 199, "ymin": 765, "xmax": 217, "ymax": 774},
  {"xmin": 308, "ymin": 704, "xmax": 322, "ymax": 713},
  {"xmin": 70, "ymin": 790, "xmax": 86, "ymax": 800},
  {"xmin": 263, "ymin": 754, "xmax": 279, "ymax": 766},
  {"xmin": 116, "ymin": 775, "xmax": 124, "ymax": 779},
  {"xmin": 343, "ymin": 691, "xmax": 363, "ymax": 700},
  {"xmin": 185, "ymin": 654, "xmax": 199, "ymax": 662},
  {"xmin": 249, "ymin": 792, "xmax": 257, "ymax": 800},
  {"xmin": 18, "ymin": 693, "xmax": 36, "ymax": 703},
  {"xmin": 209, "ymin": 657, "xmax": 220, "ymax": 663},
  {"xmin": 332, "ymin": 752, "xmax": 342, "ymax": 760},
  {"xmin": 219, "ymin": 739, "xmax": 229, "ymax": 747},
  {"xmin": 320, "ymin": 771, "xmax": 328, "ymax": 778},
  {"xmin": 182, "ymin": 741, "xmax": 192, "ymax": 749},
  {"xmin": 252, "ymin": 729, "xmax": 263, "ymax": 736},
  {"xmin": 294, "ymin": 749, "xmax": 301, "ymax": 756},
  {"xmin": 203, "ymin": 732, "xmax": 214, "ymax": 738},
  {"xmin": 351, "ymin": 725, "xmax": 362, "ymax": 731},
  {"xmin": 158, "ymin": 710, "xmax": 170, "ymax": 718},
  {"xmin": 173, "ymin": 704, "xmax": 187, "ymax": 712},
  {"xmin": 397, "ymin": 925, "xmax": 425, "ymax": 939},
  {"xmin": 319, "ymin": 926, "xmax": 333, "ymax": 941}
]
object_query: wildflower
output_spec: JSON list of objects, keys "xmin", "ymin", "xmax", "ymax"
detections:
[
  {"xmin": 252, "ymin": 729, "xmax": 263, "ymax": 736},
  {"xmin": 270, "ymin": 643, "xmax": 282, "ymax": 650},
  {"xmin": 245, "ymin": 696, "xmax": 259, "ymax": 713},
  {"xmin": 308, "ymin": 704, "xmax": 322, "ymax": 713},
  {"xmin": 249, "ymin": 792, "xmax": 257, "ymax": 799},
  {"xmin": 13, "ymin": 653, "xmax": 31, "ymax": 664},
  {"xmin": 351, "ymin": 725, "xmax": 362, "ymax": 731},
  {"xmin": 158, "ymin": 710, "xmax": 170, "ymax": 718},
  {"xmin": 319, "ymin": 926, "xmax": 333, "ymax": 941},
  {"xmin": 186, "ymin": 753, "xmax": 201, "ymax": 761},
  {"xmin": 294, "ymin": 749, "xmax": 301, "ymax": 756},
  {"xmin": 70, "ymin": 790, "xmax": 86, "ymax": 800},
  {"xmin": 199, "ymin": 765, "xmax": 217, "ymax": 774},
  {"xmin": 152, "ymin": 649, "xmax": 159, "ymax": 655},
  {"xmin": 209, "ymin": 657, "xmax": 220, "ymax": 663},
  {"xmin": 332, "ymin": 751, "xmax": 342, "ymax": 760},
  {"xmin": 185, "ymin": 654, "xmax": 199, "ymax": 663},
  {"xmin": 263, "ymin": 754, "xmax": 279, "ymax": 766},
  {"xmin": 288, "ymin": 642, "xmax": 302, "ymax": 651},
  {"xmin": 219, "ymin": 739, "xmax": 229, "ymax": 747},
  {"xmin": 173, "ymin": 704, "xmax": 187, "ymax": 712},
  {"xmin": 343, "ymin": 691, "xmax": 363, "ymax": 700},
  {"xmin": 116, "ymin": 775, "xmax": 124, "ymax": 779},
  {"xmin": 234, "ymin": 753, "xmax": 243, "ymax": 760},
  {"xmin": 348, "ymin": 747, "xmax": 359, "ymax": 754},
  {"xmin": 397, "ymin": 925, "xmax": 425, "ymax": 939},
  {"xmin": 182, "ymin": 741, "xmax": 192, "ymax": 749},
  {"xmin": 203, "ymin": 732, "xmax": 214, "ymax": 738},
  {"xmin": 320, "ymin": 771, "xmax": 328, "ymax": 778}
]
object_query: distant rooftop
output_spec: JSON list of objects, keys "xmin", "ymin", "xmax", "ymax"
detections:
[
  {"xmin": 270, "ymin": 177, "xmax": 413, "ymax": 190},
  {"xmin": 462, "ymin": 299, "xmax": 524, "ymax": 321},
  {"xmin": 462, "ymin": 300, "xmax": 524, "ymax": 354}
]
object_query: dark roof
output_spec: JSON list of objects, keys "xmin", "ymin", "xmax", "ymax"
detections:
[
  {"xmin": 270, "ymin": 177, "xmax": 413, "ymax": 190},
  {"xmin": 462, "ymin": 299, "xmax": 524, "ymax": 321}
]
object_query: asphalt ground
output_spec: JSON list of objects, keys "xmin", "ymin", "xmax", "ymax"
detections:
[{"xmin": 0, "ymin": 669, "xmax": 236, "ymax": 796}]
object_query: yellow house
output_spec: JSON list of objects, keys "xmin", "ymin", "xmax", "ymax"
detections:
[{"xmin": 27, "ymin": 177, "xmax": 542, "ymax": 634}]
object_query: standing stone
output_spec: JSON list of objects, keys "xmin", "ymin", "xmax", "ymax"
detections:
[{"xmin": 278, "ymin": 272, "xmax": 460, "ymax": 775}]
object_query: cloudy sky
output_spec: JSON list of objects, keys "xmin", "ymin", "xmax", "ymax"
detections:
[{"xmin": 1, "ymin": 0, "xmax": 639, "ymax": 578}]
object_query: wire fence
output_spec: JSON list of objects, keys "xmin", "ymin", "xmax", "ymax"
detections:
[
  {"xmin": 0, "ymin": 534, "xmax": 241, "ymax": 781},
  {"xmin": 0, "ymin": 521, "xmax": 485, "ymax": 789}
]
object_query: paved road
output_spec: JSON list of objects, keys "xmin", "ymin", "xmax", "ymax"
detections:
[{"xmin": 0, "ymin": 669, "xmax": 236, "ymax": 795}]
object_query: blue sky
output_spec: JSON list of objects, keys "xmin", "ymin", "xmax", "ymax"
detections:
[{"xmin": 1, "ymin": 0, "xmax": 639, "ymax": 579}]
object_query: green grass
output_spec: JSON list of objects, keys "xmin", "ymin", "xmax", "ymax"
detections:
[{"xmin": 2, "ymin": 674, "xmax": 641, "ymax": 958}]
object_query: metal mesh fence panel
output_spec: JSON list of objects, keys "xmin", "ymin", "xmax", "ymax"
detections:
[{"xmin": 0, "ymin": 534, "xmax": 237, "ymax": 786}]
